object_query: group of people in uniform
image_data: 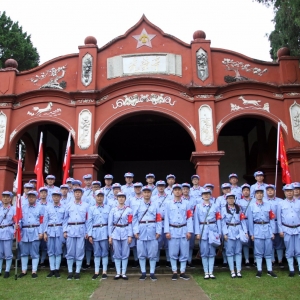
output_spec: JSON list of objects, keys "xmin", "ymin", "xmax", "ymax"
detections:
[{"xmin": 0, "ymin": 171, "xmax": 300, "ymax": 281}]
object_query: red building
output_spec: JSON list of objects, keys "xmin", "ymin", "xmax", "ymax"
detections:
[{"xmin": 0, "ymin": 15, "xmax": 299, "ymax": 196}]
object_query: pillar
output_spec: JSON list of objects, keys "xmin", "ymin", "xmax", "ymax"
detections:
[{"xmin": 0, "ymin": 157, "xmax": 18, "ymax": 192}]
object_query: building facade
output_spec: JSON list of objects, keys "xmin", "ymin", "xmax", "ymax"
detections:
[{"xmin": 0, "ymin": 15, "xmax": 299, "ymax": 196}]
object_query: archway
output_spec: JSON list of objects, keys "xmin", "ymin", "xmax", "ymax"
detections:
[
  {"xmin": 98, "ymin": 113, "xmax": 195, "ymax": 183},
  {"xmin": 217, "ymin": 116, "xmax": 283, "ymax": 195}
]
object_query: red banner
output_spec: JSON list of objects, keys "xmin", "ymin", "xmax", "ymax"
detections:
[
  {"xmin": 34, "ymin": 132, "xmax": 44, "ymax": 191},
  {"xmin": 62, "ymin": 132, "xmax": 71, "ymax": 184},
  {"xmin": 15, "ymin": 145, "xmax": 23, "ymax": 242},
  {"xmin": 279, "ymin": 127, "xmax": 292, "ymax": 184}
]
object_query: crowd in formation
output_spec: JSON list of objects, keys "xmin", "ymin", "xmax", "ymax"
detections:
[{"xmin": 0, "ymin": 171, "xmax": 300, "ymax": 282}]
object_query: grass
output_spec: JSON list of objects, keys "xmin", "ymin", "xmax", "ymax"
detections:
[
  {"xmin": 0, "ymin": 269, "xmax": 100, "ymax": 300},
  {"xmin": 193, "ymin": 268, "xmax": 300, "ymax": 300}
]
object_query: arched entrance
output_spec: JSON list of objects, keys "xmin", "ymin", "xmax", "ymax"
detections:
[
  {"xmin": 98, "ymin": 113, "xmax": 195, "ymax": 183},
  {"xmin": 12, "ymin": 123, "xmax": 73, "ymax": 185},
  {"xmin": 217, "ymin": 117, "xmax": 282, "ymax": 194}
]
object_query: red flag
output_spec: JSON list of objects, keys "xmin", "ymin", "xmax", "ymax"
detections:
[
  {"xmin": 15, "ymin": 144, "xmax": 23, "ymax": 242},
  {"xmin": 62, "ymin": 132, "xmax": 71, "ymax": 184},
  {"xmin": 278, "ymin": 126, "xmax": 292, "ymax": 184},
  {"xmin": 34, "ymin": 132, "xmax": 44, "ymax": 191}
]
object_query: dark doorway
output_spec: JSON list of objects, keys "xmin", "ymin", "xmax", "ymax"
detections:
[{"xmin": 98, "ymin": 113, "xmax": 195, "ymax": 183}]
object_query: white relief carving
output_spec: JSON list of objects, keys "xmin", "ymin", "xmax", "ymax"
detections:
[
  {"xmin": 96, "ymin": 95, "xmax": 109, "ymax": 104},
  {"xmin": 286, "ymin": 93, "xmax": 300, "ymax": 96},
  {"xmin": 27, "ymin": 102, "xmax": 61, "ymax": 117},
  {"xmin": 180, "ymin": 92, "xmax": 194, "ymax": 101},
  {"xmin": 28, "ymin": 65, "xmax": 67, "ymax": 89},
  {"xmin": 9, "ymin": 129, "xmax": 17, "ymax": 142},
  {"xmin": 81, "ymin": 53, "xmax": 93, "ymax": 87},
  {"xmin": 187, "ymin": 124, "xmax": 196, "ymax": 140},
  {"xmin": 273, "ymin": 93, "xmax": 283, "ymax": 98},
  {"xmin": 70, "ymin": 127, "xmax": 76, "ymax": 138},
  {"xmin": 70, "ymin": 100, "xmax": 76, "ymax": 105},
  {"xmin": 13, "ymin": 102, "xmax": 21, "ymax": 108},
  {"xmin": 279, "ymin": 119, "xmax": 288, "ymax": 133},
  {"xmin": 216, "ymin": 121, "xmax": 224, "ymax": 133},
  {"xmin": 78, "ymin": 109, "xmax": 91, "ymax": 149},
  {"xmin": 289, "ymin": 101, "xmax": 300, "ymax": 142},
  {"xmin": 199, "ymin": 105, "xmax": 214, "ymax": 146},
  {"xmin": 196, "ymin": 95, "xmax": 212, "ymax": 99},
  {"xmin": 196, "ymin": 48, "xmax": 209, "ymax": 81},
  {"xmin": 112, "ymin": 94, "xmax": 175, "ymax": 109},
  {"xmin": 215, "ymin": 94, "xmax": 223, "ymax": 100},
  {"xmin": 94, "ymin": 128, "xmax": 102, "ymax": 144},
  {"xmin": 0, "ymin": 111, "xmax": 7, "ymax": 149},
  {"xmin": 0, "ymin": 103, "xmax": 9, "ymax": 107},
  {"xmin": 262, "ymin": 103, "xmax": 270, "ymax": 112},
  {"xmin": 230, "ymin": 103, "xmax": 243, "ymax": 112},
  {"xmin": 77, "ymin": 99, "xmax": 94, "ymax": 104},
  {"xmin": 238, "ymin": 96, "xmax": 261, "ymax": 106}
]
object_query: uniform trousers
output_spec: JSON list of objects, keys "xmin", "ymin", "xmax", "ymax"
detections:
[
  {"xmin": 112, "ymin": 239, "xmax": 130, "ymax": 260},
  {"xmin": 169, "ymin": 237, "xmax": 189, "ymax": 273},
  {"xmin": 93, "ymin": 240, "xmax": 109, "ymax": 273},
  {"xmin": 20, "ymin": 240, "xmax": 40, "ymax": 272},
  {"xmin": 225, "ymin": 239, "xmax": 242, "ymax": 271},
  {"xmin": 39, "ymin": 239, "xmax": 47, "ymax": 262},
  {"xmin": 137, "ymin": 239, "xmax": 158, "ymax": 274},
  {"xmin": 188, "ymin": 233, "xmax": 195, "ymax": 262},
  {"xmin": 157, "ymin": 232, "xmax": 169, "ymax": 262},
  {"xmin": 47, "ymin": 236, "xmax": 63, "ymax": 256},
  {"xmin": 283, "ymin": 233, "xmax": 300, "ymax": 258},
  {"xmin": 200, "ymin": 240, "xmax": 217, "ymax": 274},
  {"xmin": 66, "ymin": 237, "xmax": 85, "ymax": 261},
  {"xmin": 0, "ymin": 240, "xmax": 13, "ymax": 260}
]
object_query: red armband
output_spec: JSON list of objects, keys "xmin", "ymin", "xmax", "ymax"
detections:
[
  {"xmin": 215, "ymin": 212, "xmax": 221, "ymax": 220},
  {"xmin": 128, "ymin": 214, "xmax": 133, "ymax": 223},
  {"xmin": 39, "ymin": 216, "xmax": 44, "ymax": 224},
  {"xmin": 240, "ymin": 212, "xmax": 246, "ymax": 220},
  {"xmin": 156, "ymin": 213, "xmax": 162, "ymax": 222},
  {"xmin": 269, "ymin": 210, "xmax": 275, "ymax": 220},
  {"xmin": 186, "ymin": 210, "xmax": 193, "ymax": 219}
]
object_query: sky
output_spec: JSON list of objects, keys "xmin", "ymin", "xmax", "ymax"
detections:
[{"xmin": 1, "ymin": 0, "xmax": 275, "ymax": 65}]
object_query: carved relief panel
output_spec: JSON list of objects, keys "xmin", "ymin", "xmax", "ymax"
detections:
[
  {"xmin": 78, "ymin": 109, "xmax": 92, "ymax": 149},
  {"xmin": 199, "ymin": 105, "xmax": 213, "ymax": 146}
]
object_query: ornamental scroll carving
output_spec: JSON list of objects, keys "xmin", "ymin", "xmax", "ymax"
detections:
[
  {"xmin": 81, "ymin": 53, "xmax": 93, "ymax": 86},
  {"xmin": 199, "ymin": 105, "xmax": 214, "ymax": 146},
  {"xmin": 290, "ymin": 101, "xmax": 300, "ymax": 142},
  {"xmin": 196, "ymin": 48, "xmax": 209, "ymax": 81},
  {"xmin": 0, "ymin": 111, "xmax": 7, "ymax": 149},
  {"xmin": 78, "ymin": 109, "xmax": 91, "ymax": 149}
]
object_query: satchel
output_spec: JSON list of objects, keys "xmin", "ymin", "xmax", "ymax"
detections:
[
  {"xmin": 208, "ymin": 230, "xmax": 221, "ymax": 247},
  {"xmin": 239, "ymin": 228, "xmax": 249, "ymax": 245}
]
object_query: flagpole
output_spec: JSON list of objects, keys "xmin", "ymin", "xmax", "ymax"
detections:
[{"xmin": 274, "ymin": 122, "xmax": 280, "ymax": 196}]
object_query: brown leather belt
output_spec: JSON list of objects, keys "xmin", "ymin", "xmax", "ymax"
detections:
[
  {"xmin": 22, "ymin": 224, "xmax": 40, "ymax": 228},
  {"xmin": 0, "ymin": 224, "xmax": 13, "ymax": 229},
  {"xmin": 226, "ymin": 222, "xmax": 241, "ymax": 226},
  {"xmin": 170, "ymin": 223, "xmax": 187, "ymax": 228},
  {"xmin": 93, "ymin": 224, "xmax": 108, "ymax": 228},
  {"xmin": 48, "ymin": 223, "xmax": 62, "ymax": 227},
  {"xmin": 200, "ymin": 221, "xmax": 216, "ymax": 225},
  {"xmin": 282, "ymin": 223, "xmax": 300, "ymax": 229},
  {"xmin": 254, "ymin": 221, "xmax": 269, "ymax": 225},
  {"xmin": 139, "ymin": 221, "xmax": 155, "ymax": 224},
  {"xmin": 113, "ymin": 224, "xmax": 128, "ymax": 227},
  {"xmin": 68, "ymin": 222, "xmax": 85, "ymax": 225}
]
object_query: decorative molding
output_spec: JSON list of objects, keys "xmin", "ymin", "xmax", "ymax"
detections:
[
  {"xmin": 290, "ymin": 101, "xmax": 300, "ymax": 142},
  {"xmin": 77, "ymin": 99, "xmax": 94, "ymax": 104},
  {"xmin": 94, "ymin": 128, "xmax": 102, "ymax": 144},
  {"xmin": 112, "ymin": 93, "xmax": 175, "ymax": 109},
  {"xmin": 196, "ymin": 48, "xmax": 209, "ymax": 81},
  {"xmin": 70, "ymin": 100, "xmax": 76, "ymax": 105},
  {"xmin": 13, "ymin": 102, "xmax": 21, "ymax": 108},
  {"xmin": 199, "ymin": 105, "xmax": 214, "ymax": 146},
  {"xmin": 195, "ymin": 94, "xmax": 212, "ymax": 99},
  {"xmin": 215, "ymin": 94, "xmax": 223, "ymax": 100},
  {"xmin": 180, "ymin": 92, "xmax": 194, "ymax": 101},
  {"xmin": 81, "ymin": 53, "xmax": 93, "ymax": 87},
  {"xmin": 273, "ymin": 93, "xmax": 283, "ymax": 98},
  {"xmin": 0, "ymin": 103, "xmax": 9, "ymax": 107},
  {"xmin": 78, "ymin": 109, "xmax": 91, "ymax": 149},
  {"xmin": 27, "ymin": 102, "xmax": 61, "ymax": 117},
  {"xmin": 0, "ymin": 111, "xmax": 7, "ymax": 149},
  {"xmin": 286, "ymin": 92, "xmax": 300, "ymax": 96},
  {"xmin": 9, "ymin": 129, "xmax": 17, "ymax": 142},
  {"xmin": 70, "ymin": 127, "xmax": 76, "ymax": 138},
  {"xmin": 187, "ymin": 124, "xmax": 196, "ymax": 140},
  {"xmin": 96, "ymin": 95, "xmax": 109, "ymax": 104},
  {"xmin": 28, "ymin": 65, "xmax": 67, "ymax": 89}
]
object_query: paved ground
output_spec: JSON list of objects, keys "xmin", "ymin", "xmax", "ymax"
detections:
[{"xmin": 90, "ymin": 274, "xmax": 210, "ymax": 300}]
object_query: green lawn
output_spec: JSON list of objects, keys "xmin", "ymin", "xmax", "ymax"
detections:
[
  {"xmin": 0, "ymin": 269, "xmax": 100, "ymax": 300},
  {"xmin": 193, "ymin": 268, "xmax": 300, "ymax": 300}
]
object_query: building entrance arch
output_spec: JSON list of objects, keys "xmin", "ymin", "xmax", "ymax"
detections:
[{"xmin": 98, "ymin": 112, "xmax": 195, "ymax": 183}]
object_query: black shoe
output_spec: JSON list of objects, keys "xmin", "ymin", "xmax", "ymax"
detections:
[
  {"xmin": 114, "ymin": 274, "xmax": 121, "ymax": 280},
  {"xmin": 82, "ymin": 263, "xmax": 91, "ymax": 271},
  {"xmin": 180, "ymin": 273, "xmax": 190, "ymax": 280},
  {"xmin": 4, "ymin": 272, "xmax": 9, "ymax": 278},
  {"xmin": 139, "ymin": 273, "xmax": 147, "ymax": 281},
  {"xmin": 39, "ymin": 262, "xmax": 46, "ymax": 268},
  {"xmin": 74, "ymin": 273, "xmax": 80, "ymax": 280},
  {"xmin": 187, "ymin": 262, "xmax": 195, "ymax": 269},
  {"xmin": 172, "ymin": 273, "xmax": 178, "ymax": 281},
  {"xmin": 55, "ymin": 270, "xmax": 61, "ymax": 278},
  {"xmin": 18, "ymin": 272, "xmax": 27, "ymax": 278},
  {"xmin": 279, "ymin": 262, "xmax": 284, "ymax": 269},
  {"xmin": 267, "ymin": 271, "xmax": 277, "ymax": 278},
  {"xmin": 132, "ymin": 260, "xmax": 139, "ymax": 268},
  {"xmin": 155, "ymin": 263, "xmax": 160, "ymax": 268},
  {"xmin": 150, "ymin": 274, "xmax": 157, "ymax": 281},
  {"xmin": 289, "ymin": 271, "xmax": 295, "ymax": 277},
  {"xmin": 222, "ymin": 263, "xmax": 228, "ymax": 268},
  {"xmin": 67, "ymin": 273, "xmax": 73, "ymax": 280},
  {"xmin": 121, "ymin": 274, "xmax": 128, "ymax": 280},
  {"xmin": 245, "ymin": 262, "xmax": 250, "ymax": 268},
  {"xmin": 32, "ymin": 273, "xmax": 38, "ymax": 279},
  {"xmin": 92, "ymin": 274, "xmax": 99, "ymax": 280},
  {"xmin": 46, "ymin": 271, "xmax": 55, "ymax": 278},
  {"xmin": 256, "ymin": 271, "xmax": 262, "ymax": 278},
  {"xmin": 166, "ymin": 262, "xmax": 171, "ymax": 268},
  {"xmin": 101, "ymin": 274, "xmax": 108, "ymax": 280}
]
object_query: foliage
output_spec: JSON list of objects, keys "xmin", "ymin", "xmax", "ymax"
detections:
[
  {"xmin": 255, "ymin": 0, "xmax": 300, "ymax": 60},
  {"xmin": 0, "ymin": 11, "xmax": 40, "ymax": 71}
]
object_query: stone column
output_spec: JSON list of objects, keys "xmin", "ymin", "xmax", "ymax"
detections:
[{"xmin": 0, "ymin": 157, "xmax": 18, "ymax": 192}]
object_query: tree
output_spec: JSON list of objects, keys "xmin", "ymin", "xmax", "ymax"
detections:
[
  {"xmin": 255, "ymin": 0, "xmax": 300, "ymax": 60},
  {"xmin": 0, "ymin": 11, "xmax": 39, "ymax": 71}
]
